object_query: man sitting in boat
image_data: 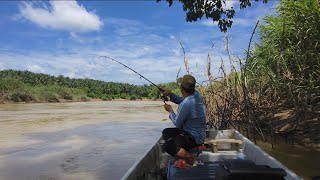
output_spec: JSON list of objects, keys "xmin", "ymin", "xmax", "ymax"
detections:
[{"xmin": 161, "ymin": 74, "xmax": 206, "ymax": 164}]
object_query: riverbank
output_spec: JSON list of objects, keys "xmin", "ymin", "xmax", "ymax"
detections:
[
  {"xmin": 0, "ymin": 97, "xmax": 156, "ymax": 104},
  {"xmin": 273, "ymin": 108, "xmax": 320, "ymax": 151}
]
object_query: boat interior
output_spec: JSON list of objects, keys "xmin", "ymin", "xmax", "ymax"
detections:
[{"xmin": 121, "ymin": 129, "xmax": 300, "ymax": 180}]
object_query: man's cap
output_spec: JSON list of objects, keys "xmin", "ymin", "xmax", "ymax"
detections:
[{"xmin": 177, "ymin": 74, "xmax": 196, "ymax": 89}]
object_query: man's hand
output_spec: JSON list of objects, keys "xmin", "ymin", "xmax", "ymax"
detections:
[
  {"xmin": 164, "ymin": 104, "xmax": 173, "ymax": 113},
  {"xmin": 161, "ymin": 89, "xmax": 172, "ymax": 96}
]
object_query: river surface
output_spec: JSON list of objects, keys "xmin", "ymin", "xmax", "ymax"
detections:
[
  {"xmin": 0, "ymin": 101, "xmax": 171, "ymax": 180},
  {"xmin": 258, "ymin": 140, "xmax": 320, "ymax": 180},
  {"xmin": 1, "ymin": 101, "xmax": 319, "ymax": 180}
]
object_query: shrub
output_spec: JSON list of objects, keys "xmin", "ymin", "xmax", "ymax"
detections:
[
  {"xmin": 79, "ymin": 95, "xmax": 90, "ymax": 102},
  {"xmin": 0, "ymin": 77, "xmax": 25, "ymax": 93},
  {"xmin": 9, "ymin": 91, "xmax": 34, "ymax": 102},
  {"xmin": 130, "ymin": 95, "xmax": 137, "ymax": 100},
  {"xmin": 120, "ymin": 94, "xmax": 127, "ymax": 99},
  {"xmin": 101, "ymin": 94, "xmax": 113, "ymax": 101},
  {"xmin": 32, "ymin": 86, "xmax": 59, "ymax": 102}
]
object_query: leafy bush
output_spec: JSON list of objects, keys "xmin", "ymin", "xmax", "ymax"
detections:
[
  {"xmin": 79, "ymin": 95, "xmax": 90, "ymax": 102},
  {"xmin": 32, "ymin": 86, "xmax": 59, "ymax": 102},
  {"xmin": 101, "ymin": 95, "xmax": 112, "ymax": 101},
  {"xmin": 119, "ymin": 94, "xmax": 127, "ymax": 99},
  {"xmin": 9, "ymin": 91, "xmax": 34, "ymax": 102},
  {"xmin": 130, "ymin": 95, "xmax": 137, "ymax": 100},
  {"xmin": 0, "ymin": 77, "xmax": 25, "ymax": 93},
  {"xmin": 55, "ymin": 87, "xmax": 73, "ymax": 100}
]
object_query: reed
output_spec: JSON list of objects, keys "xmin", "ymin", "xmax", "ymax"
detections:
[{"xmin": 192, "ymin": 0, "xmax": 320, "ymax": 147}]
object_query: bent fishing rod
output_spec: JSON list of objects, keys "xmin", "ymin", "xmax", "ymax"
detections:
[{"xmin": 99, "ymin": 55, "xmax": 168, "ymax": 102}]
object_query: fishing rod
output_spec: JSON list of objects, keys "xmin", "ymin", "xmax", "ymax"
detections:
[{"xmin": 99, "ymin": 55, "xmax": 168, "ymax": 102}]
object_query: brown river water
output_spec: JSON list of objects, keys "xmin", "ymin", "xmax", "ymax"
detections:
[
  {"xmin": 0, "ymin": 101, "xmax": 171, "ymax": 180},
  {"xmin": 258, "ymin": 140, "xmax": 320, "ymax": 180},
  {"xmin": 0, "ymin": 101, "xmax": 319, "ymax": 180}
]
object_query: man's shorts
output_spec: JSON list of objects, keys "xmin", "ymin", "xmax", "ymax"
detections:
[{"xmin": 162, "ymin": 128, "xmax": 198, "ymax": 156}]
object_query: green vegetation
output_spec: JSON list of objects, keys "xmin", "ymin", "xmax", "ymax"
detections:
[
  {"xmin": 0, "ymin": 69, "xmax": 181, "ymax": 103},
  {"xmin": 201, "ymin": 0, "xmax": 320, "ymax": 148}
]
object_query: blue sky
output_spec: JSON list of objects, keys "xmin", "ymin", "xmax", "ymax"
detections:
[{"xmin": 0, "ymin": 0, "xmax": 278, "ymax": 85}]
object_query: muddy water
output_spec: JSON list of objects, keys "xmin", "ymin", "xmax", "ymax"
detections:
[
  {"xmin": 0, "ymin": 101, "xmax": 171, "ymax": 180},
  {"xmin": 258, "ymin": 141, "xmax": 320, "ymax": 180}
]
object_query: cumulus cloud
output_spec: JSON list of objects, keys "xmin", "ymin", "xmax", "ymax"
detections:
[{"xmin": 18, "ymin": 0, "xmax": 103, "ymax": 33}]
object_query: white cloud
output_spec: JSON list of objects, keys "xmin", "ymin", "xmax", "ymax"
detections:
[
  {"xmin": 0, "ymin": 62, "xmax": 5, "ymax": 70},
  {"xmin": 201, "ymin": 17, "xmax": 256, "ymax": 27},
  {"xmin": 2, "ymin": 11, "xmax": 246, "ymax": 85},
  {"xmin": 225, "ymin": 1, "xmax": 238, "ymax": 9},
  {"xmin": 201, "ymin": 19, "xmax": 216, "ymax": 27},
  {"xmin": 27, "ymin": 64, "xmax": 45, "ymax": 73},
  {"xmin": 104, "ymin": 17, "xmax": 141, "ymax": 26},
  {"xmin": 18, "ymin": 1, "xmax": 103, "ymax": 33},
  {"xmin": 232, "ymin": 18, "xmax": 255, "ymax": 27},
  {"xmin": 0, "ymin": 41, "xmax": 234, "ymax": 85},
  {"xmin": 201, "ymin": 0, "xmax": 238, "ymax": 9},
  {"xmin": 69, "ymin": 32, "xmax": 84, "ymax": 43},
  {"xmin": 103, "ymin": 17, "xmax": 144, "ymax": 36}
]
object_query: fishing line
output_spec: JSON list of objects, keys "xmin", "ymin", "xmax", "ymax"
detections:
[{"xmin": 99, "ymin": 55, "xmax": 168, "ymax": 102}]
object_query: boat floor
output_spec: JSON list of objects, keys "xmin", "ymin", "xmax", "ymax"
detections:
[
  {"xmin": 167, "ymin": 161, "xmax": 223, "ymax": 180},
  {"xmin": 160, "ymin": 150, "xmax": 238, "ymax": 168},
  {"xmin": 120, "ymin": 130, "xmax": 298, "ymax": 180},
  {"xmin": 164, "ymin": 150, "xmax": 286, "ymax": 180},
  {"xmin": 162, "ymin": 150, "xmax": 238, "ymax": 180}
]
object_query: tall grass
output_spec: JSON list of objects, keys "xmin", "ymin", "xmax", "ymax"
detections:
[{"xmin": 197, "ymin": 0, "xmax": 320, "ymax": 147}]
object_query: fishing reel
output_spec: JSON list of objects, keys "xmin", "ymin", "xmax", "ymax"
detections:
[
  {"xmin": 161, "ymin": 95, "xmax": 169, "ymax": 103},
  {"xmin": 159, "ymin": 88, "xmax": 169, "ymax": 103}
]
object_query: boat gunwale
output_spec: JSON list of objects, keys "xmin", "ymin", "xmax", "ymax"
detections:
[{"xmin": 120, "ymin": 137, "xmax": 162, "ymax": 180}]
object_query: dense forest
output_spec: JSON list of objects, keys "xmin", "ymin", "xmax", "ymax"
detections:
[{"xmin": 0, "ymin": 69, "xmax": 181, "ymax": 103}]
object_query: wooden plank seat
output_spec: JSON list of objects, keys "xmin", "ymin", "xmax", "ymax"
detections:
[{"xmin": 204, "ymin": 139, "xmax": 243, "ymax": 153}]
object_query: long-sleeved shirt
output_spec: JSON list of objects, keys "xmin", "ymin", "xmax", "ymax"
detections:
[{"xmin": 168, "ymin": 90, "xmax": 206, "ymax": 145}]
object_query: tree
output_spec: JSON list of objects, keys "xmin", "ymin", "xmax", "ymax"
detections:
[{"xmin": 157, "ymin": 0, "xmax": 268, "ymax": 32}]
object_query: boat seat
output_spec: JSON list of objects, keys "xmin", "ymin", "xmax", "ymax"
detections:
[{"xmin": 204, "ymin": 139, "xmax": 243, "ymax": 153}]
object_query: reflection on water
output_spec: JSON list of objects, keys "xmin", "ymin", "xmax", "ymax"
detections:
[
  {"xmin": 0, "ymin": 101, "xmax": 171, "ymax": 180},
  {"xmin": 257, "ymin": 140, "xmax": 320, "ymax": 180}
]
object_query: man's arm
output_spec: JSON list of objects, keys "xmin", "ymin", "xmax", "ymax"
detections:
[
  {"xmin": 162, "ymin": 89, "xmax": 183, "ymax": 104},
  {"xmin": 170, "ymin": 93, "xmax": 183, "ymax": 104},
  {"xmin": 164, "ymin": 101, "xmax": 190, "ymax": 129}
]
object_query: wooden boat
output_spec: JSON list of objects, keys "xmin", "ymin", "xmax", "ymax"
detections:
[{"xmin": 121, "ymin": 129, "xmax": 300, "ymax": 180}]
